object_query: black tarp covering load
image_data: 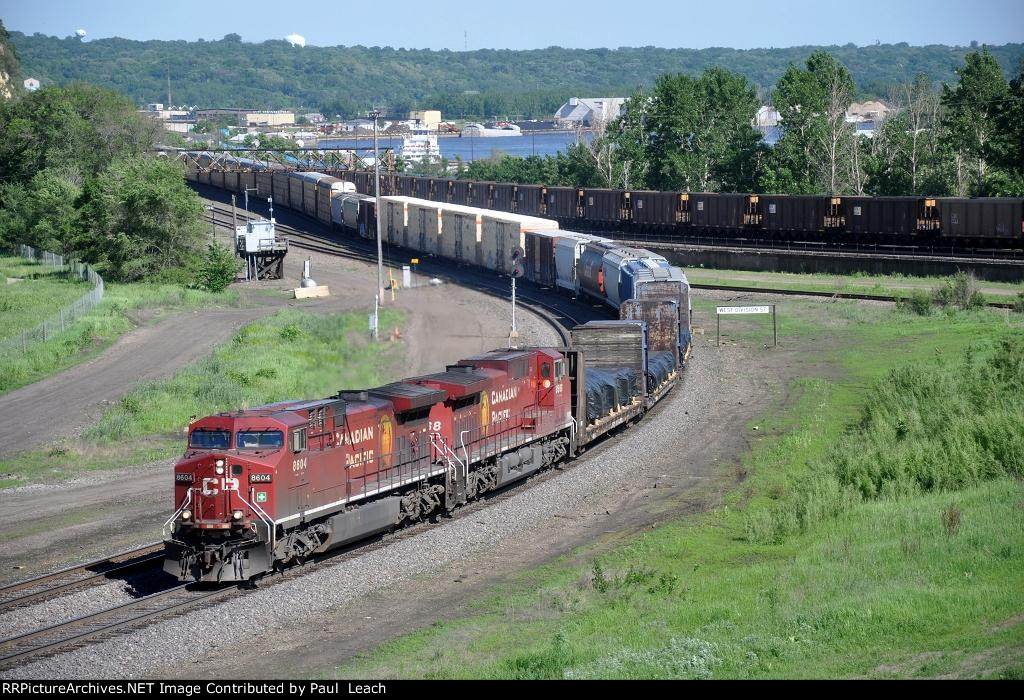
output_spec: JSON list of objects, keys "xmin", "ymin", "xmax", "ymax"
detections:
[
  {"xmin": 584, "ymin": 367, "xmax": 641, "ymax": 421},
  {"xmin": 646, "ymin": 351, "xmax": 676, "ymax": 392}
]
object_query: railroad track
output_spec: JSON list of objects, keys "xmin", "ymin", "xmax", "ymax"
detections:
[
  {"xmin": 0, "ymin": 583, "xmax": 227, "ymax": 668},
  {"xmin": 0, "ymin": 200, "xmax": 628, "ymax": 670},
  {"xmin": 206, "ymin": 203, "xmax": 1020, "ymax": 318},
  {"xmin": 0, "ymin": 544, "xmax": 165, "ymax": 614},
  {"xmin": 687, "ymin": 282, "xmax": 1020, "ymax": 309},
  {"xmin": 202, "ymin": 203, "xmax": 587, "ymax": 343}
]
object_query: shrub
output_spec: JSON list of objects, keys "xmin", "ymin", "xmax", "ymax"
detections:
[
  {"xmin": 932, "ymin": 272, "xmax": 984, "ymax": 310},
  {"xmin": 197, "ymin": 242, "xmax": 240, "ymax": 293},
  {"xmin": 896, "ymin": 290, "xmax": 933, "ymax": 316},
  {"xmin": 1013, "ymin": 291, "xmax": 1024, "ymax": 314}
]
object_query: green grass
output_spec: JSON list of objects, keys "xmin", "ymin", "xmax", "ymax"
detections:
[
  {"xmin": 0, "ymin": 280, "xmax": 242, "ymax": 395},
  {"xmin": 0, "ymin": 308, "xmax": 404, "ymax": 488},
  {"xmin": 685, "ymin": 267, "xmax": 1024, "ymax": 302},
  {"xmin": 330, "ymin": 301, "xmax": 1024, "ymax": 680},
  {"xmin": 0, "ymin": 256, "xmax": 92, "ymax": 341}
]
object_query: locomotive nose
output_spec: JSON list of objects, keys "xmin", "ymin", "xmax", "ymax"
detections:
[{"xmin": 189, "ymin": 456, "xmax": 250, "ymax": 528}]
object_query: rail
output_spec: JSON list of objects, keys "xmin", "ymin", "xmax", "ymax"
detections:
[{"xmin": 1, "ymin": 245, "xmax": 105, "ymax": 355}]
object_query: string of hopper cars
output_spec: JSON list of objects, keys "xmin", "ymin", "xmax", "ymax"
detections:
[
  {"xmin": 171, "ymin": 159, "xmax": 692, "ymax": 582},
  {"xmin": 185, "ymin": 153, "xmax": 1024, "ymax": 250}
]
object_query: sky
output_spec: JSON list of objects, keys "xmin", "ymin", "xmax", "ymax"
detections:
[{"xmin": 1, "ymin": 0, "xmax": 1022, "ymax": 51}]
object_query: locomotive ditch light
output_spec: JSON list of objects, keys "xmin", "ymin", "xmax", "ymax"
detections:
[
  {"xmin": 232, "ymin": 510, "xmax": 243, "ymax": 521},
  {"xmin": 542, "ymin": 379, "xmax": 552, "ymax": 389},
  {"xmin": 181, "ymin": 509, "xmax": 192, "ymax": 521}
]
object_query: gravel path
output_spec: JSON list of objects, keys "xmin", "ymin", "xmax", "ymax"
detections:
[{"xmin": 7, "ymin": 349, "xmax": 725, "ymax": 679}]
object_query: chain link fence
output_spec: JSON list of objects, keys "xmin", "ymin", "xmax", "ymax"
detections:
[{"xmin": 1, "ymin": 245, "xmax": 105, "ymax": 355}]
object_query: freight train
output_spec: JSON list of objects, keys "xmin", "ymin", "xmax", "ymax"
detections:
[
  {"xmin": 168, "ymin": 163, "xmax": 691, "ymax": 583},
  {"xmin": 184, "ymin": 153, "xmax": 1024, "ymax": 248}
]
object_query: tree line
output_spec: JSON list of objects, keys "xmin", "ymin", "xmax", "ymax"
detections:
[
  {"xmin": 463, "ymin": 49, "xmax": 1024, "ymax": 197},
  {"xmin": 0, "ymin": 80, "xmax": 231, "ymax": 286},
  {"xmin": 10, "ymin": 30, "xmax": 1024, "ymax": 120}
]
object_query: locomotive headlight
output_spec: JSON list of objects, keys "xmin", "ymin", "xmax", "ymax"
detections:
[
  {"xmin": 232, "ymin": 510, "xmax": 243, "ymax": 521},
  {"xmin": 215, "ymin": 464, "xmax": 225, "ymax": 475},
  {"xmin": 181, "ymin": 509, "xmax": 192, "ymax": 521}
]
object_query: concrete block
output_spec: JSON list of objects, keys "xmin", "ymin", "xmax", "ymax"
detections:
[{"xmin": 293, "ymin": 285, "xmax": 330, "ymax": 299}]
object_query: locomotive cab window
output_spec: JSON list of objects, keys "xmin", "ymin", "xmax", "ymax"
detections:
[
  {"xmin": 189, "ymin": 429, "xmax": 230, "ymax": 449},
  {"xmin": 541, "ymin": 362, "xmax": 551, "ymax": 379},
  {"xmin": 236, "ymin": 430, "xmax": 284, "ymax": 450},
  {"xmin": 555, "ymin": 359, "xmax": 565, "ymax": 379}
]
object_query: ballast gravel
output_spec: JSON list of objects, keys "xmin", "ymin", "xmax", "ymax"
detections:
[{"xmin": 9, "ymin": 340, "xmax": 726, "ymax": 680}]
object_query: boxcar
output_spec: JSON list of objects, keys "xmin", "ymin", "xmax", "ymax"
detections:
[
  {"xmin": 524, "ymin": 230, "xmax": 561, "ymax": 287},
  {"xmin": 479, "ymin": 212, "xmax": 558, "ymax": 274},
  {"xmin": 408, "ymin": 200, "xmax": 444, "ymax": 254},
  {"xmin": 939, "ymin": 198, "xmax": 1024, "ymax": 239},
  {"xmin": 440, "ymin": 204, "xmax": 482, "ymax": 264},
  {"xmin": 381, "ymin": 196, "xmax": 415, "ymax": 245}
]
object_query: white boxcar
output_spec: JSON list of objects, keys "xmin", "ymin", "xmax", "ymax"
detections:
[
  {"xmin": 381, "ymin": 196, "xmax": 417, "ymax": 246},
  {"xmin": 554, "ymin": 232, "xmax": 609, "ymax": 294},
  {"xmin": 340, "ymin": 193, "xmax": 369, "ymax": 232},
  {"xmin": 480, "ymin": 212, "xmax": 558, "ymax": 274},
  {"xmin": 405, "ymin": 199, "xmax": 444, "ymax": 253},
  {"xmin": 440, "ymin": 204, "xmax": 483, "ymax": 264}
]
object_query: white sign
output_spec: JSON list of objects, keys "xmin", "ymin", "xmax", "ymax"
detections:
[{"xmin": 717, "ymin": 306, "xmax": 771, "ymax": 315}]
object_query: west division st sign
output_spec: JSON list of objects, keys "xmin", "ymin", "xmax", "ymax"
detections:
[{"xmin": 716, "ymin": 306, "xmax": 771, "ymax": 315}]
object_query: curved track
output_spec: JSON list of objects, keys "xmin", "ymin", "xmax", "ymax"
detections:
[
  {"xmin": 1, "ymin": 193, "xmax": 607, "ymax": 671},
  {"xmin": 200, "ymin": 195, "xmax": 603, "ymax": 339}
]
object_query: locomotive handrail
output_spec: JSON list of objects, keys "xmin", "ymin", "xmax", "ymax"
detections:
[
  {"xmin": 162, "ymin": 488, "xmax": 194, "ymax": 539},
  {"xmin": 239, "ymin": 488, "xmax": 277, "ymax": 554}
]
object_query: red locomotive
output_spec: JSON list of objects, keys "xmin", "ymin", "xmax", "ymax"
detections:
[{"xmin": 164, "ymin": 348, "xmax": 575, "ymax": 582}]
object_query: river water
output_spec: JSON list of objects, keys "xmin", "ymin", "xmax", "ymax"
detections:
[{"xmin": 319, "ymin": 130, "xmax": 591, "ymax": 162}]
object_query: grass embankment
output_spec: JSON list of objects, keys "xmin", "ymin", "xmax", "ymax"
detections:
[
  {"xmin": 0, "ymin": 256, "xmax": 92, "ymax": 340},
  {"xmin": 685, "ymin": 266, "xmax": 1024, "ymax": 303},
  {"xmin": 334, "ymin": 301, "xmax": 1024, "ymax": 679},
  {"xmin": 0, "ymin": 276, "xmax": 242, "ymax": 394},
  {"xmin": 0, "ymin": 308, "xmax": 404, "ymax": 489}
]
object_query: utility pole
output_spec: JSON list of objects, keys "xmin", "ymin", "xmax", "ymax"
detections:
[{"xmin": 370, "ymin": 108, "xmax": 384, "ymax": 340}]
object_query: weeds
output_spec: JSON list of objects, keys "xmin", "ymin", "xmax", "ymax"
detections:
[
  {"xmin": 897, "ymin": 272, "xmax": 987, "ymax": 316},
  {"xmin": 942, "ymin": 503, "xmax": 962, "ymax": 537},
  {"xmin": 745, "ymin": 332, "xmax": 1024, "ymax": 544}
]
